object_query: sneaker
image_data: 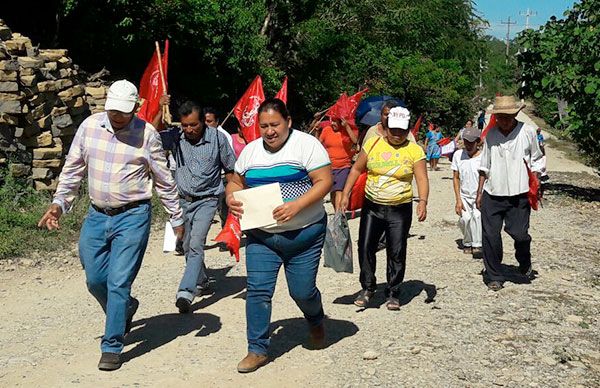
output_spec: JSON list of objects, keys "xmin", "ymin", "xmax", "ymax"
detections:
[
  {"xmin": 98, "ymin": 352, "xmax": 122, "ymax": 371},
  {"xmin": 125, "ymin": 297, "xmax": 139, "ymax": 335},
  {"xmin": 176, "ymin": 297, "xmax": 192, "ymax": 314},
  {"xmin": 196, "ymin": 282, "xmax": 214, "ymax": 296},
  {"xmin": 353, "ymin": 290, "xmax": 374, "ymax": 308},
  {"xmin": 520, "ymin": 265, "xmax": 535, "ymax": 280},
  {"xmin": 237, "ymin": 352, "xmax": 269, "ymax": 373}
]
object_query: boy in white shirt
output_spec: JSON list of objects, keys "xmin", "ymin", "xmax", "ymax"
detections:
[{"xmin": 451, "ymin": 127, "xmax": 483, "ymax": 258}]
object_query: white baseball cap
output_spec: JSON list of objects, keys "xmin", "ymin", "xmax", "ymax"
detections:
[
  {"xmin": 387, "ymin": 106, "xmax": 411, "ymax": 129},
  {"xmin": 105, "ymin": 80, "xmax": 139, "ymax": 113}
]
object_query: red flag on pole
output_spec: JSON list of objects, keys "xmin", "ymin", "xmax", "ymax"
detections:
[
  {"xmin": 326, "ymin": 88, "xmax": 368, "ymax": 121},
  {"xmin": 275, "ymin": 76, "xmax": 288, "ymax": 103},
  {"xmin": 233, "ymin": 75, "xmax": 265, "ymax": 142},
  {"xmin": 411, "ymin": 114, "xmax": 423, "ymax": 141},
  {"xmin": 481, "ymin": 114, "xmax": 496, "ymax": 140},
  {"xmin": 138, "ymin": 40, "xmax": 169, "ymax": 122}
]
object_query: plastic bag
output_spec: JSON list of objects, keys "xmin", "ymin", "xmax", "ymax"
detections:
[
  {"xmin": 214, "ymin": 214, "xmax": 242, "ymax": 261},
  {"xmin": 323, "ymin": 212, "xmax": 353, "ymax": 273}
]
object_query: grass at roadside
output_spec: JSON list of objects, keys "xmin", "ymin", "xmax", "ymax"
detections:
[{"xmin": 0, "ymin": 169, "xmax": 169, "ymax": 261}]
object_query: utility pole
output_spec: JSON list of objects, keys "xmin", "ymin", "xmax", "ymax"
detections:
[
  {"xmin": 500, "ymin": 17, "xmax": 517, "ymax": 64},
  {"xmin": 520, "ymin": 8, "xmax": 537, "ymax": 30}
]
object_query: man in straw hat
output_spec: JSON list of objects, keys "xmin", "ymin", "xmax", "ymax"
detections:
[
  {"xmin": 38, "ymin": 80, "xmax": 184, "ymax": 371},
  {"xmin": 475, "ymin": 95, "xmax": 544, "ymax": 291}
]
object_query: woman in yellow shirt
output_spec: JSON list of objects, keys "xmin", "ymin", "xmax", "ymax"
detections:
[{"xmin": 338, "ymin": 106, "xmax": 429, "ymax": 310}]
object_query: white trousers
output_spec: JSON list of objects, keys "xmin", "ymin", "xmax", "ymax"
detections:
[{"xmin": 458, "ymin": 196, "xmax": 482, "ymax": 248}]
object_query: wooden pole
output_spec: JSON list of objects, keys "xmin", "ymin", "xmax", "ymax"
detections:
[
  {"xmin": 220, "ymin": 107, "xmax": 236, "ymax": 127},
  {"xmin": 155, "ymin": 41, "xmax": 172, "ymax": 124}
]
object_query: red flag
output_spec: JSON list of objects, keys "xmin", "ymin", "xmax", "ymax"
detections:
[
  {"xmin": 437, "ymin": 137, "xmax": 452, "ymax": 146},
  {"xmin": 233, "ymin": 76, "xmax": 265, "ymax": 142},
  {"xmin": 138, "ymin": 40, "xmax": 169, "ymax": 122},
  {"xmin": 214, "ymin": 214, "xmax": 242, "ymax": 261},
  {"xmin": 481, "ymin": 114, "xmax": 496, "ymax": 140},
  {"xmin": 327, "ymin": 88, "xmax": 368, "ymax": 121},
  {"xmin": 275, "ymin": 76, "xmax": 288, "ymax": 103},
  {"xmin": 411, "ymin": 114, "xmax": 423, "ymax": 141}
]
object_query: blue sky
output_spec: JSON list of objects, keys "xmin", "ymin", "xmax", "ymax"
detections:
[{"xmin": 474, "ymin": 0, "xmax": 578, "ymax": 39}]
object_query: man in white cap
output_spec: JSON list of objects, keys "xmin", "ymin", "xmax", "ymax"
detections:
[
  {"xmin": 476, "ymin": 95, "xmax": 543, "ymax": 291},
  {"xmin": 38, "ymin": 79, "xmax": 184, "ymax": 371}
]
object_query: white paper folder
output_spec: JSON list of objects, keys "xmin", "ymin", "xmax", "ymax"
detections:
[{"xmin": 233, "ymin": 183, "xmax": 284, "ymax": 231}]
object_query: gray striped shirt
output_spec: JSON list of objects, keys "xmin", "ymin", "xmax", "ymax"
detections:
[{"xmin": 160, "ymin": 127, "xmax": 236, "ymax": 198}]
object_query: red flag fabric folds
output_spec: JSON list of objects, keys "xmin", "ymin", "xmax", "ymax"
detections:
[
  {"xmin": 327, "ymin": 88, "xmax": 368, "ymax": 121},
  {"xmin": 481, "ymin": 114, "xmax": 496, "ymax": 140},
  {"xmin": 411, "ymin": 114, "xmax": 423, "ymax": 141},
  {"xmin": 213, "ymin": 214, "xmax": 242, "ymax": 261},
  {"xmin": 138, "ymin": 40, "xmax": 169, "ymax": 122},
  {"xmin": 275, "ymin": 76, "xmax": 288, "ymax": 104},
  {"xmin": 233, "ymin": 76, "xmax": 265, "ymax": 142}
]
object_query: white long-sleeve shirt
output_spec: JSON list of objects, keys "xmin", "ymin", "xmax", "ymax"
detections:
[{"xmin": 479, "ymin": 121, "xmax": 543, "ymax": 197}]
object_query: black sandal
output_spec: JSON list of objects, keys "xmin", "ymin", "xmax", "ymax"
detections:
[
  {"xmin": 487, "ymin": 280, "xmax": 503, "ymax": 291},
  {"xmin": 354, "ymin": 290, "xmax": 374, "ymax": 307},
  {"xmin": 385, "ymin": 297, "xmax": 401, "ymax": 311}
]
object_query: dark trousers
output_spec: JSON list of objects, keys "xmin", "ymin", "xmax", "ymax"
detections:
[
  {"xmin": 481, "ymin": 192, "xmax": 532, "ymax": 281},
  {"xmin": 358, "ymin": 199, "xmax": 412, "ymax": 297}
]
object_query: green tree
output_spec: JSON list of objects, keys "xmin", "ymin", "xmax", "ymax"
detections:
[{"xmin": 518, "ymin": 0, "xmax": 600, "ymax": 165}]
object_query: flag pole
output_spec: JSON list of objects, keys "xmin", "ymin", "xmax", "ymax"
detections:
[
  {"xmin": 155, "ymin": 41, "xmax": 172, "ymax": 124},
  {"xmin": 220, "ymin": 107, "xmax": 235, "ymax": 127}
]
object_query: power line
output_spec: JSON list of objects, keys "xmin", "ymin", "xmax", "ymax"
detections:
[{"xmin": 520, "ymin": 8, "xmax": 538, "ymax": 30}]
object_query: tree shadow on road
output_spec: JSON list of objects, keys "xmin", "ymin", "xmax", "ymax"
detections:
[
  {"xmin": 545, "ymin": 182, "xmax": 600, "ymax": 202},
  {"xmin": 268, "ymin": 317, "xmax": 359, "ymax": 363},
  {"xmin": 332, "ymin": 280, "xmax": 437, "ymax": 311},
  {"xmin": 122, "ymin": 312, "xmax": 221, "ymax": 363},
  {"xmin": 191, "ymin": 266, "xmax": 247, "ymax": 311}
]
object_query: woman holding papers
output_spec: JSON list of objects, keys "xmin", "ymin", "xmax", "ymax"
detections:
[
  {"xmin": 226, "ymin": 98, "xmax": 332, "ymax": 373},
  {"xmin": 338, "ymin": 106, "xmax": 429, "ymax": 311}
]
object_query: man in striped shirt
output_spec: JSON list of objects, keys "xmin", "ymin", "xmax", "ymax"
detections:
[
  {"xmin": 159, "ymin": 101, "xmax": 236, "ymax": 314},
  {"xmin": 38, "ymin": 80, "xmax": 184, "ymax": 371}
]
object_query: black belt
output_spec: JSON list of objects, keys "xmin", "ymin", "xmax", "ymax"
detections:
[
  {"xmin": 181, "ymin": 194, "xmax": 218, "ymax": 203},
  {"xmin": 92, "ymin": 199, "xmax": 150, "ymax": 216}
]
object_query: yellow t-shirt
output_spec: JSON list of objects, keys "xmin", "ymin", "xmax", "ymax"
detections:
[{"xmin": 363, "ymin": 137, "xmax": 426, "ymax": 205}]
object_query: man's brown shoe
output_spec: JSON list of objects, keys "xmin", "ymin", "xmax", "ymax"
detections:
[
  {"xmin": 237, "ymin": 352, "xmax": 268, "ymax": 373},
  {"xmin": 98, "ymin": 352, "xmax": 122, "ymax": 371},
  {"xmin": 308, "ymin": 323, "xmax": 325, "ymax": 350}
]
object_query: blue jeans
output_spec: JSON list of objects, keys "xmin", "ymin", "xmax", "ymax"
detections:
[
  {"xmin": 79, "ymin": 202, "xmax": 151, "ymax": 354},
  {"xmin": 177, "ymin": 197, "xmax": 218, "ymax": 301},
  {"xmin": 245, "ymin": 215, "xmax": 326, "ymax": 355}
]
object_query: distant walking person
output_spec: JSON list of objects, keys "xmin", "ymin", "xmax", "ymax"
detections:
[
  {"xmin": 452, "ymin": 127, "xmax": 483, "ymax": 258},
  {"xmin": 476, "ymin": 95, "xmax": 544, "ymax": 291},
  {"xmin": 38, "ymin": 80, "xmax": 184, "ymax": 371},
  {"xmin": 424, "ymin": 124, "xmax": 443, "ymax": 171}
]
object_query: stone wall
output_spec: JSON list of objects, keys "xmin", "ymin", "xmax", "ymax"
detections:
[{"xmin": 0, "ymin": 20, "xmax": 109, "ymax": 190}]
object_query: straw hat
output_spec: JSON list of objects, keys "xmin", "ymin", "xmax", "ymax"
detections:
[{"xmin": 490, "ymin": 95, "xmax": 525, "ymax": 115}]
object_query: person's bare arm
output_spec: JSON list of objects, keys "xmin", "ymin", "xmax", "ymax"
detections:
[
  {"xmin": 273, "ymin": 165, "xmax": 333, "ymax": 223},
  {"xmin": 413, "ymin": 159, "xmax": 429, "ymax": 222},
  {"xmin": 476, "ymin": 172, "xmax": 486, "ymax": 209},
  {"xmin": 453, "ymin": 171, "xmax": 464, "ymax": 215},
  {"xmin": 225, "ymin": 173, "xmax": 246, "ymax": 218},
  {"xmin": 151, "ymin": 94, "xmax": 170, "ymax": 131},
  {"xmin": 340, "ymin": 118, "xmax": 358, "ymax": 144}
]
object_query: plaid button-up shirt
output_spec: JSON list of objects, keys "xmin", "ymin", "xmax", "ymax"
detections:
[{"xmin": 53, "ymin": 112, "xmax": 183, "ymax": 226}]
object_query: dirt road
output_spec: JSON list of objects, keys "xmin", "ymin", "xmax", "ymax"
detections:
[{"xmin": 0, "ymin": 136, "xmax": 599, "ymax": 387}]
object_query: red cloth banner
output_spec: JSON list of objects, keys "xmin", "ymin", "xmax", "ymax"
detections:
[
  {"xmin": 275, "ymin": 76, "xmax": 288, "ymax": 104},
  {"xmin": 233, "ymin": 76, "xmax": 265, "ymax": 142},
  {"xmin": 411, "ymin": 114, "xmax": 423, "ymax": 141},
  {"xmin": 138, "ymin": 40, "xmax": 169, "ymax": 122},
  {"xmin": 481, "ymin": 114, "xmax": 496, "ymax": 140}
]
